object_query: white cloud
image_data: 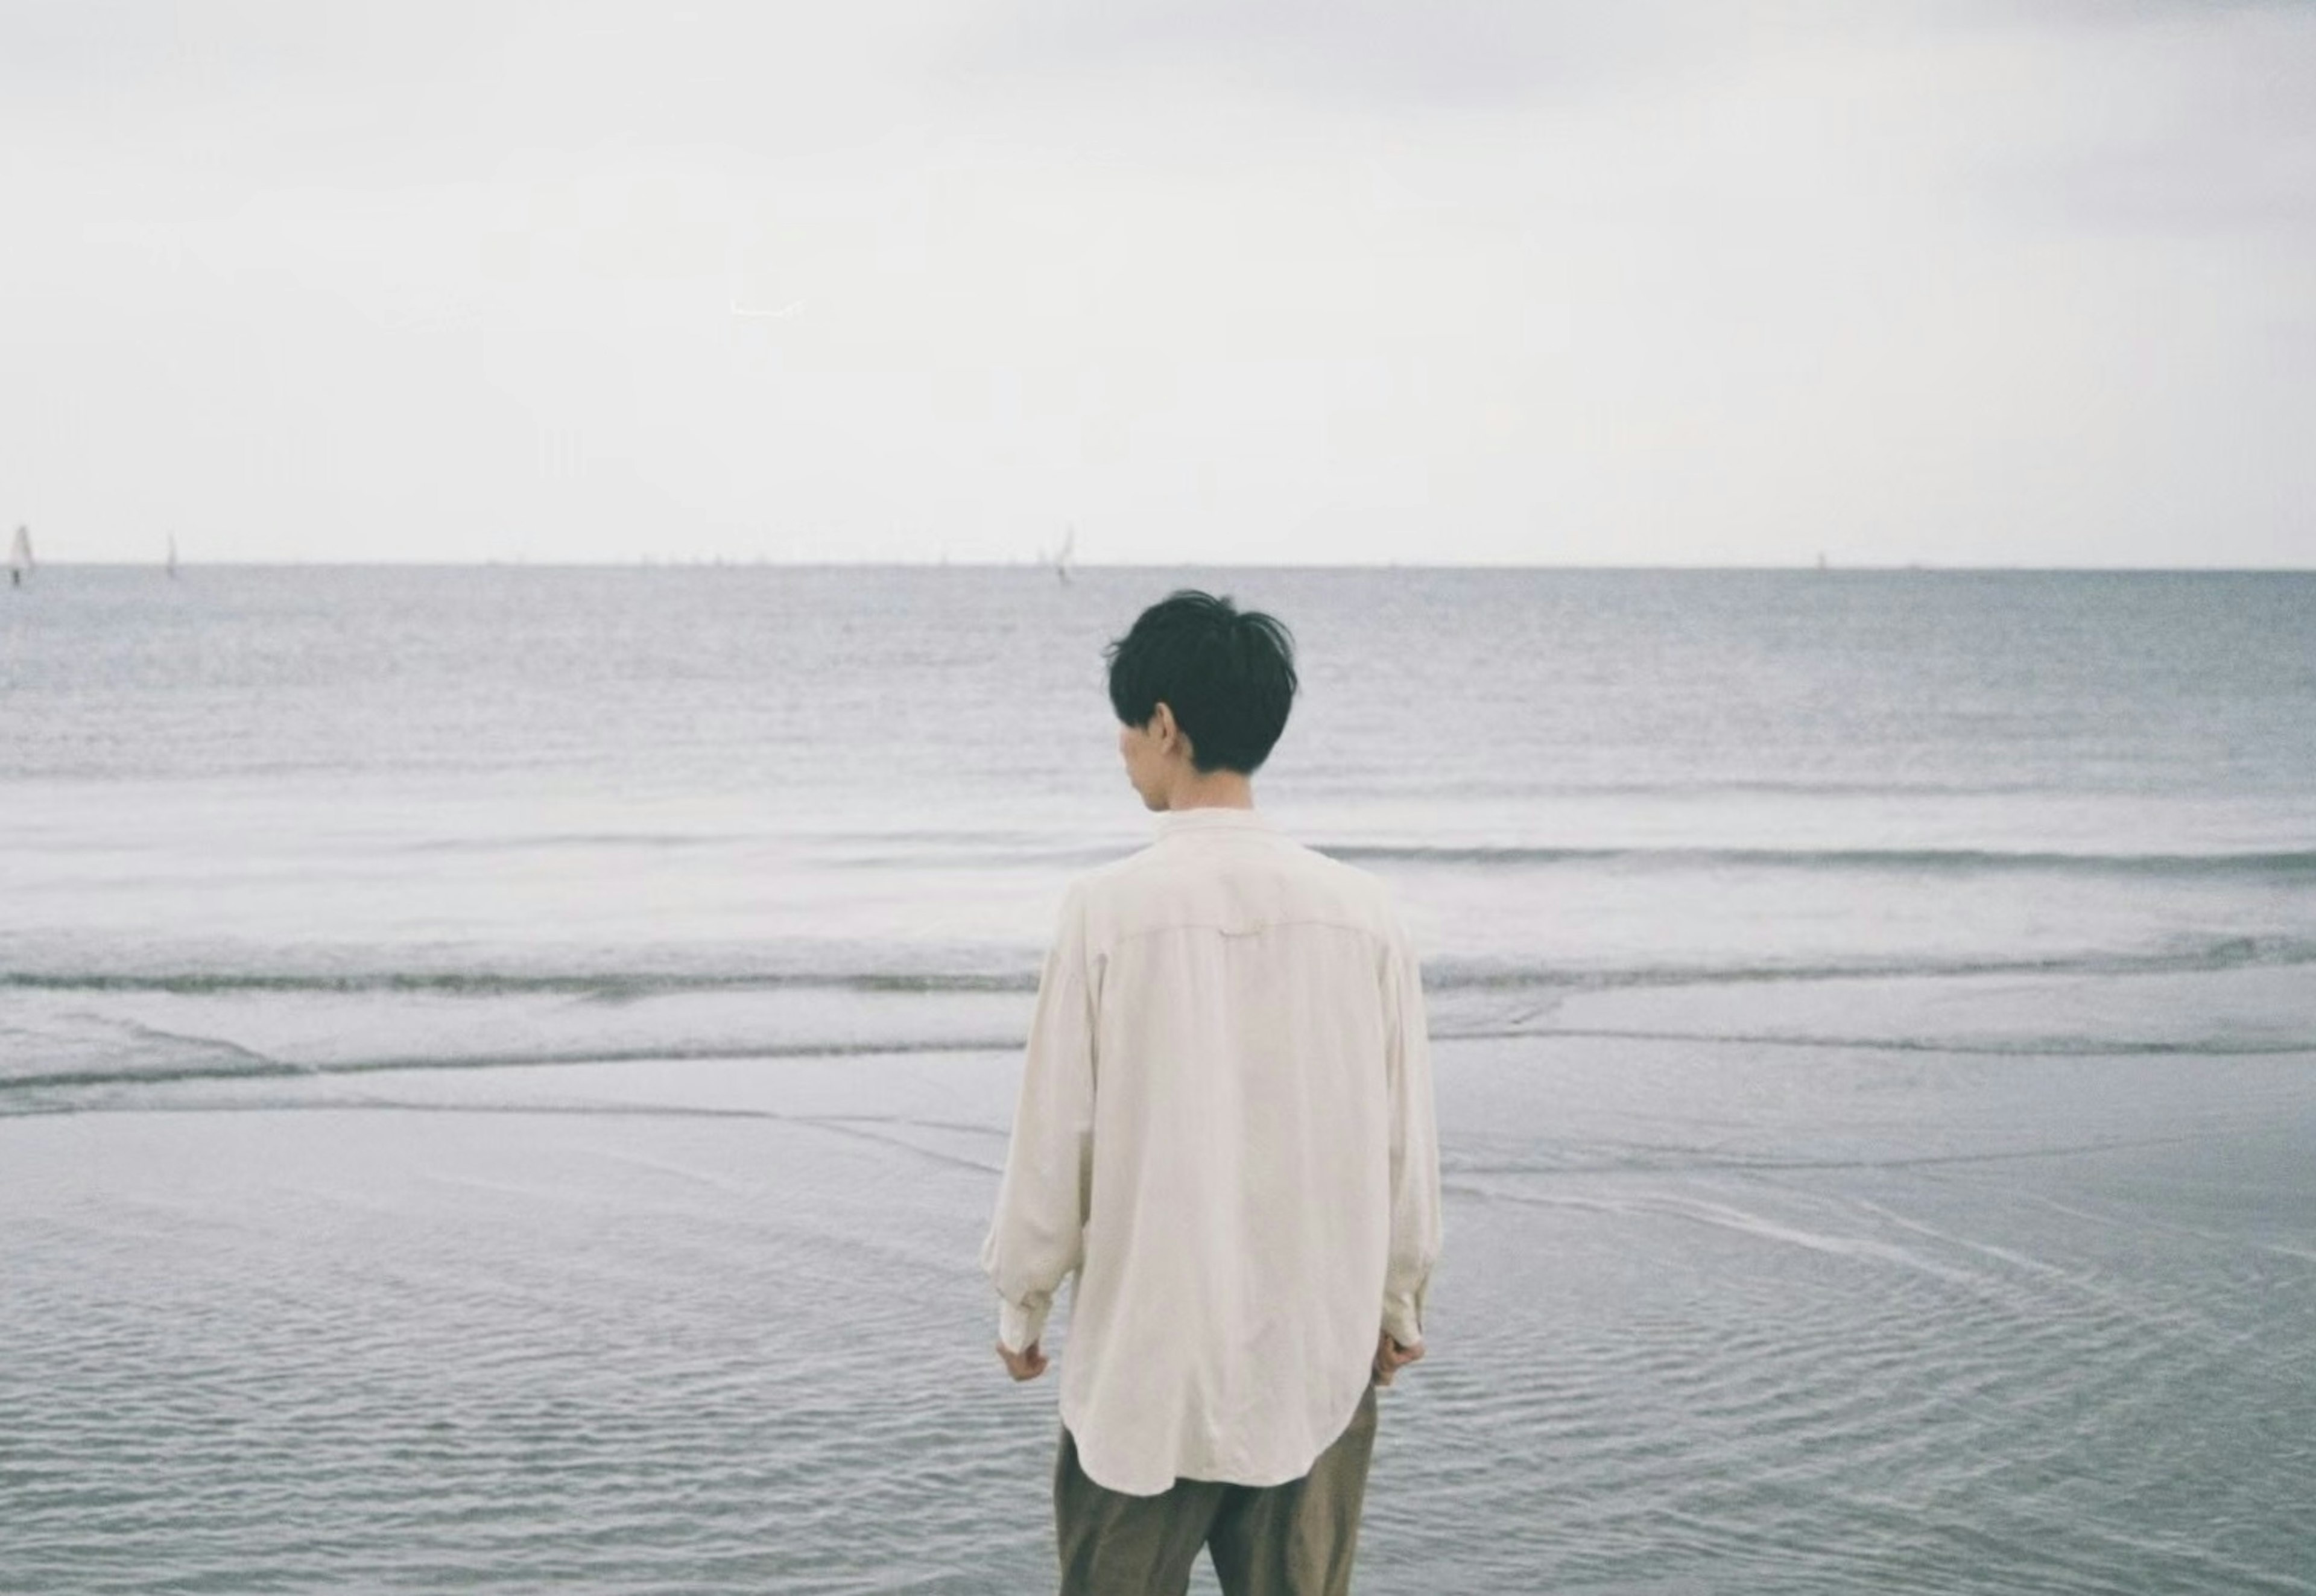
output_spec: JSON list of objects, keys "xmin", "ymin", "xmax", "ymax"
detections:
[{"xmin": 0, "ymin": 0, "xmax": 2308, "ymax": 565}]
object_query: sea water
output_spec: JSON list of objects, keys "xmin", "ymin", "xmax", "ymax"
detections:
[{"xmin": 2, "ymin": 567, "xmax": 2312, "ymax": 1593}]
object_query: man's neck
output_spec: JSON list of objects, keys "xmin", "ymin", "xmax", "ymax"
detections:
[{"xmin": 1159, "ymin": 770, "xmax": 1256, "ymax": 812}]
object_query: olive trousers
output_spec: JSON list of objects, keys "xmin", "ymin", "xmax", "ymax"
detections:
[{"xmin": 1052, "ymin": 1383, "xmax": 1380, "ymax": 1596}]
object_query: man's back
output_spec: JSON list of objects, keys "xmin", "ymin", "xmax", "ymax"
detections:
[{"xmin": 984, "ymin": 805, "xmax": 1440, "ymax": 1497}]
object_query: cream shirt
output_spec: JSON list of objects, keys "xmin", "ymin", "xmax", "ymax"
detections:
[{"xmin": 980, "ymin": 805, "xmax": 1442, "ymax": 1497}]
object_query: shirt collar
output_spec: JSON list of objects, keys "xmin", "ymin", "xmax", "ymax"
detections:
[{"xmin": 1155, "ymin": 806, "xmax": 1278, "ymax": 836}]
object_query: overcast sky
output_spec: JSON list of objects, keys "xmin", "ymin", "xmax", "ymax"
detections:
[{"xmin": 2, "ymin": 0, "xmax": 2310, "ymax": 566}]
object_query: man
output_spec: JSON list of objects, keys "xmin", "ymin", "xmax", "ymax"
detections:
[{"xmin": 981, "ymin": 589, "xmax": 1443, "ymax": 1595}]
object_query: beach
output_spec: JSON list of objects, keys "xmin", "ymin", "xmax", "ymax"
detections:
[{"xmin": 5, "ymin": 567, "xmax": 2314, "ymax": 1592}]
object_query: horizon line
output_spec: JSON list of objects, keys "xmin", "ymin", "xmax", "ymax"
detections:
[{"xmin": 12, "ymin": 558, "xmax": 2316, "ymax": 575}]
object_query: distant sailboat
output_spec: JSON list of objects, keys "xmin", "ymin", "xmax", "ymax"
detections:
[
  {"xmin": 166, "ymin": 534, "xmax": 179, "ymax": 579},
  {"xmin": 8, "ymin": 525, "xmax": 30, "ymax": 588},
  {"xmin": 1050, "ymin": 524, "xmax": 1077, "ymax": 585}
]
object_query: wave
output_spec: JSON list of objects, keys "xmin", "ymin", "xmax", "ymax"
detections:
[
  {"xmin": 392, "ymin": 833, "xmax": 750, "ymax": 855},
  {"xmin": 1322, "ymin": 844, "xmax": 2316, "ymax": 878},
  {"xmin": 5, "ymin": 934, "xmax": 2311, "ymax": 1004},
  {"xmin": 1425, "ymin": 935, "xmax": 2316, "ymax": 992},
  {"xmin": 1448, "ymin": 1025, "xmax": 2316, "ymax": 1059},
  {"xmin": 0, "ymin": 1036, "xmax": 1031, "ymax": 1099},
  {"xmin": 0, "ymin": 969, "xmax": 1039, "ymax": 998},
  {"xmin": 345, "ymin": 836, "xmax": 2316, "ymax": 882},
  {"xmin": 7, "ymin": 1019, "xmax": 2308, "ymax": 1113}
]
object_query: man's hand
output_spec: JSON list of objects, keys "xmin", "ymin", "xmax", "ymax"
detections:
[
  {"xmin": 1372, "ymin": 1330, "xmax": 1424, "ymax": 1387},
  {"xmin": 998, "ymin": 1338, "xmax": 1048, "ymax": 1382}
]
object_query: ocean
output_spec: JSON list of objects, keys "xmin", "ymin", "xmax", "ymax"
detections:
[{"xmin": 3, "ymin": 566, "xmax": 2312, "ymax": 1594}]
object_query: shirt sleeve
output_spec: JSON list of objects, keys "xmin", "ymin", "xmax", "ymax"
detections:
[
  {"xmin": 979, "ymin": 883, "xmax": 1098, "ymax": 1354},
  {"xmin": 1380, "ymin": 923, "xmax": 1442, "ymax": 1348}
]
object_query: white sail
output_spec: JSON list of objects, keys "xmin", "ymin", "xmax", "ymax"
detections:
[
  {"xmin": 166, "ymin": 534, "xmax": 179, "ymax": 577},
  {"xmin": 8, "ymin": 525, "xmax": 30, "ymax": 580}
]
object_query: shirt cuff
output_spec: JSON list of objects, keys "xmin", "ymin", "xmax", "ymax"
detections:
[
  {"xmin": 1381, "ymin": 1296, "xmax": 1423, "ymax": 1349},
  {"xmin": 999, "ymin": 1297, "xmax": 1050, "ymax": 1354}
]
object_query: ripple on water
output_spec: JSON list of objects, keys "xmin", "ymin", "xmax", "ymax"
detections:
[{"xmin": 5, "ymin": 1047, "xmax": 2315, "ymax": 1595}]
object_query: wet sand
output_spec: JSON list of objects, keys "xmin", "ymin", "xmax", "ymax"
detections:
[{"xmin": 6, "ymin": 1027, "xmax": 2311, "ymax": 1594}]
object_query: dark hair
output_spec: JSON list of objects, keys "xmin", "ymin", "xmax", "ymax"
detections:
[{"xmin": 1104, "ymin": 590, "xmax": 1297, "ymax": 774}]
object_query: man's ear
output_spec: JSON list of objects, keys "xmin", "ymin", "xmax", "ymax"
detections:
[{"xmin": 1154, "ymin": 703, "xmax": 1197, "ymax": 767}]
